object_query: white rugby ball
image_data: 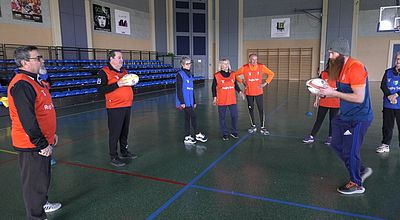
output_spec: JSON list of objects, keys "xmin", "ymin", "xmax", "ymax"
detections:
[
  {"xmin": 121, "ymin": 74, "xmax": 139, "ymax": 86},
  {"xmin": 306, "ymin": 78, "xmax": 327, "ymax": 95}
]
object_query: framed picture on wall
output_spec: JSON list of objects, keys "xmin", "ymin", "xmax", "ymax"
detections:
[
  {"xmin": 388, "ymin": 40, "xmax": 400, "ymax": 68},
  {"xmin": 271, "ymin": 18, "xmax": 290, "ymax": 38},
  {"xmin": 11, "ymin": 0, "xmax": 43, "ymax": 22},
  {"xmin": 115, "ymin": 9, "xmax": 130, "ymax": 35},
  {"xmin": 93, "ymin": 4, "xmax": 111, "ymax": 32}
]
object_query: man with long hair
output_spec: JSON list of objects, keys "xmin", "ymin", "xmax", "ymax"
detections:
[{"xmin": 319, "ymin": 38, "xmax": 373, "ymax": 195}]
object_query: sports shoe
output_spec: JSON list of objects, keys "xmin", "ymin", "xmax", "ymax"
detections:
[
  {"xmin": 195, "ymin": 133, "xmax": 208, "ymax": 143},
  {"xmin": 361, "ymin": 167, "xmax": 373, "ymax": 183},
  {"xmin": 302, "ymin": 135, "xmax": 314, "ymax": 143},
  {"xmin": 43, "ymin": 201, "xmax": 62, "ymax": 213},
  {"xmin": 230, "ymin": 133, "xmax": 239, "ymax": 139},
  {"xmin": 110, "ymin": 157, "xmax": 126, "ymax": 167},
  {"xmin": 222, "ymin": 135, "xmax": 229, "ymax": 141},
  {"xmin": 337, "ymin": 181, "xmax": 365, "ymax": 195},
  {"xmin": 120, "ymin": 151, "xmax": 138, "ymax": 160},
  {"xmin": 184, "ymin": 135, "xmax": 196, "ymax": 145},
  {"xmin": 376, "ymin": 144, "xmax": 389, "ymax": 153},
  {"xmin": 324, "ymin": 136, "xmax": 332, "ymax": 145},
  {"xmin": 248, "ymin": 125, "xmax": 257, "ymax": 133},
  {"xmin": 260, "ymin": 127, "xmax": 270, "ymax": 135}
]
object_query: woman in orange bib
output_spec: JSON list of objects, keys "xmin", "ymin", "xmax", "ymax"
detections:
[{"xmin": 212, "ymin": 59, "xmax": 245, "ymax": 140}]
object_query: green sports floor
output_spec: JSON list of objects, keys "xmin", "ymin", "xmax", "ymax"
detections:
[{"xmin": 0, "ymin": 80, "xmax": 398, "ymax": 220}]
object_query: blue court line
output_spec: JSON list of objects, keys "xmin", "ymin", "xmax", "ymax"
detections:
[
  {"xmin": 147, "ymin": 133, "xmax": 251, "ymax": 219},
  {"xmin": 190, "ymin": 185, "xmax": 385, "ymax": 220},
  {"xmin": 147, "ymin": 100, "xmax": 289, "ymax": 219}
]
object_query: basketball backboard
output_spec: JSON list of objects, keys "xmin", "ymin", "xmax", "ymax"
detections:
[{"xmin": 377, "ymin": 6, "xmax": 400, "ymax": 32}]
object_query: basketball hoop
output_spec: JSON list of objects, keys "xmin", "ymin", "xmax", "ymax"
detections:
[{"xmin": 378, "ymin": 6, "xmax": 400, "ymax": 32}]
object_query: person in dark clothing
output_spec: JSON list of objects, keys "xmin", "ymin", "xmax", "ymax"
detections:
[
  {"xmin": 212, "ymin": 58, "xmax": 245, "ymax": 140},
  {"xmin": 97, "ymin": 50, "xmax": 138, "ymax": 167},
  {"xmin": 376, "ymin": 52, "xmax": 400, "ymax": 153},
  {"xmin": 9, "ymin": 45, "xmax": 61, "ymax": 219},
  {"xmin": 176, "ymin": 56, "xmax": 208, "ymax": 144}
]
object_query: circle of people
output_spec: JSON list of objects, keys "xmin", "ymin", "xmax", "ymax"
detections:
[{"xmin": 8, "ymin": 37, "xmax": 400, "ymax": 219}]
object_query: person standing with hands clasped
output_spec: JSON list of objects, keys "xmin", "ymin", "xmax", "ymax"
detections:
[
  {"xmin": 236, "ymin": 53, "xmax": 275, "ymax": 135},
  {"xmin": 319, "ymin": 38, "xmax": 373, "ymax": 195},
  {"xmin": 98, "ymin": 50, "xmax": 138, "ymax": 167},
  {"xmin": 9, "ymin": 46, "xmax": 61, "ymax": 219},
  {"xmin": 212, "ymin": 59, "xmax": 245, "ymax": 140},
  {"xmin": 376, "ymin": 52, "xmax": 400, "ymax": 153},
  {"xmin": 176, "ymin": 56, "xmax": 208, "ymax": 145}
]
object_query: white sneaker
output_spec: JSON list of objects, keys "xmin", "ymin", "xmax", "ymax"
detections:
[
  {"xmin": 260, "ymin": 127, "xmax": 270, "ymax": 135},
  {"xmin": 43, "ymin": 201, "xmax": 62, "ymax": 213},
  {"xmin": 195, "ymin": 132, "xmax": 208, "ymax": 143},
  {"xmin": 184, "ymin": 135, "xmax": 196, "ymax": 145},
  {"xmin": 376, "ymin": 144, "xmax": 389, "ymax": 153},
  {"xmin": 248, "ymin": 125, "xmax": 257, "ymax": 133}
]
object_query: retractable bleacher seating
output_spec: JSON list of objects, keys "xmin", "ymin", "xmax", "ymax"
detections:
[{"xmin": 0, "ymin": 58, "xmax": 205, "ymax": 108}]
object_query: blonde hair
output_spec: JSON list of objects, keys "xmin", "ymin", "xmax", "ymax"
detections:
[{"xmin": 218, "ymin": 58, "xmax": 231, "ymax": 71}]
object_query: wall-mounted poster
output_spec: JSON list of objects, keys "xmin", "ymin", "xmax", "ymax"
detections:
[
  {"xmin": 271, "ymin": 18, "xmax": 290, "ymax": 38},
  {"xmin": 93, "ymin": 4, "xmax": 111, "ymax": 32},
  {"xmin": 115, "ymin": 9, "xmax": 130, "ymax": 35},
  {"xmin": 11, "ymin": 0, "xmax": 43, "ymax": 23}
]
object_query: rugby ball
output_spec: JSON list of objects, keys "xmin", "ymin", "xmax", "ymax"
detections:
[
  {"xmin": 306, "ymin": 78, "xmax": 327, "ymax": 95},
  {"xmin": 120, "ymin": 74, "xmax": 139, "ymax": 86}
]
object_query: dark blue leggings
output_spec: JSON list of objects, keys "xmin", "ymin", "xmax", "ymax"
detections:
[{"xmin": 218, "ymin": 104, "xmax": 238, "ymax": 135}]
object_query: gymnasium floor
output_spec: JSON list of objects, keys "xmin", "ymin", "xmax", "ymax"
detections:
[{"xmin": 0, "ymin": 80, "xmax": 398, "ymax": 220}]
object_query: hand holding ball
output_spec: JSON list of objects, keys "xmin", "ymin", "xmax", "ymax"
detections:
[
  {"xmin": 118, "ymin": 74, "xmax": 139, "ymax": 87},
  {"xmin": 306, "ymin": 78, "xmax": 327, "ymax": 95}
]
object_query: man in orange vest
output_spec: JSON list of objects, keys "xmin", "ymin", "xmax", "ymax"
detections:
[
  {"xmin": 236, "ymin": 53, "xmax": 275, "ymax": 135},
  {"xmin": 9, "ymin": 46, "xmax": 61, "ymax": 219},
  {"xmin": 98, "ymin": 50, "xmax": 138, "ymax": 167}
]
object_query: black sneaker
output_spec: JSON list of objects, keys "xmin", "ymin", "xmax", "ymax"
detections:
[
  {"xmin": 230, "ymin": 133, "xmax": 239, "ymax": 139},
  {"xmin": 222, "ymin": 135, "xmax": 229, "ymax": 141},
  {"xmin": 337, "ymin": 181, "xmax": 365, "ymax": 195},
  {"xmin": 120, "ymin": 151, "xmax": 138, "ymax": 160},
  {"xmin": 110, "ymin": 157, "xmax": 126, "ymax": 167}
]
